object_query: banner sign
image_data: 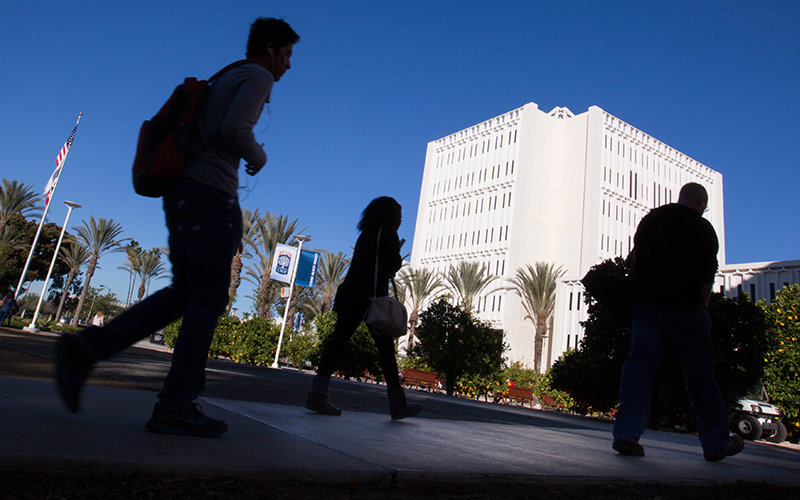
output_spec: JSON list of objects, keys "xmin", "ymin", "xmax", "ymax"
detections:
[
  {"xmin": 295, "ymin": 250, "xmax": 320, "ymax": 288},
  {"xmin": 270, "ymin": 243, "xmax": 297, "ymax": 283}
]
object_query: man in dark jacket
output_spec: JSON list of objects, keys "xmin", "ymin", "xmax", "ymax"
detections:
[
  {"xmin": 612, "ymin": 182, "xmax": 744, "ymax": 461},
  {"xmin": 56, "ymin": 18, "xmax": 299, "ymax": 437}
]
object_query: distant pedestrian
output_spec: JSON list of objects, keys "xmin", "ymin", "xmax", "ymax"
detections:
[
  {"xmin": 306, "ymin": 197, "xmax": 422, "ymax": 420},
  {"xmin": 612, "ymin": 183, "xmax": 744, "ymax": 461},
  {"xmin": 0, "ymin": 293, "xmax": 15, "ymax": 326},
  {"xmin": 90, "ymin": 311, "xmax": 104, "ymax": 327},
  {"xmin": 56, "ymin": 17, "xmax": 300, "ymax": 437}
]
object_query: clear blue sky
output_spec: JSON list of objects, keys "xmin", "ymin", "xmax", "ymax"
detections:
[{"xmin": 3, "ymin": 1, "xmax": 799, "ymax": 313}]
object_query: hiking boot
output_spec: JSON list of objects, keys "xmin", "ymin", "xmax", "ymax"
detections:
[
  {"xmin": 56, "ymin": 333, "xmax": 95, "ymax": 413},
  {"xmin": 704, "ymin": 434, "xmax": 744, "ymax": 462},
  {"xmin": 613, "ymin": 438, "xmax": 645, "ymax": 457},
  {"xmin": 145, "ymin": 401, "xmax": 229, "ymax": 437},
  {"xmin": 388, "ymin": 387, "xmax": 423, "ymax": 420}
]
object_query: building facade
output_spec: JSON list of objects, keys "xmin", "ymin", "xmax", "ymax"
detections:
[{"xmin": 409, "ymin": 102, "xmax": 725, "ymax": 370}]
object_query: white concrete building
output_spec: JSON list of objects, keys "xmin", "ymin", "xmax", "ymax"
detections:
[
  {"xmin": 716, "ymin": 260, "xmax": 800, "ymax": 302},
  {"xmin": 410, "ymin": 102, "xmax": 726, "ymax": 370}
]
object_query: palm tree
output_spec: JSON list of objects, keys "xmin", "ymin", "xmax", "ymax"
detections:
[
  {"xmin": 70, "ymin": 217, "xmax": 125, "ymax": 325},
  {"xmin": 54, "ymin": 240, "xmax": 90, "ymax": 323},
  {"xmin": 0, "ymin": 179, "xmax": 42, "ymax": 236},
  {"xmin": 227, "ymin": 208, "xmax": 259, "ymax": 314},
  {"xmin": 133, "ymin": 249, "xmax": 168, "ymax": 301},
  {"xmin": 396, "ymin": 266, "xmax": 444, "ymax": 351},
  {"xmin": 443, "ymin": 261, "xmax": 498, "ymax": 314},
  {"xmin": 119, "ymin": 241, "xmax": 142, "ymax": 306},
  {"xmin": 510, "ymin": 261, "xmax": 565, "ymax": 373},
  {"xmin": 0, "ymin": 223, "xmax": 26, "ymax": 259},
  {"xmin": 243, "ymin": 212, "xmax": 303, "ymax": 318},
  {"xmin": 316, "ymin": 250, "xmax": 350, "ymax": 313}
]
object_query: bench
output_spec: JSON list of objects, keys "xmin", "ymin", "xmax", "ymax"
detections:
[
  {"xmin": 540, "ymin": 393, "xmax": 567, "ymax": 411},
  {"xmin": 402, "ymin": 368, "xmax": 441, "ymax": 392},
  {"xmin": 494, "ymin": 386, "xmax": 538, "ymax": 408}
]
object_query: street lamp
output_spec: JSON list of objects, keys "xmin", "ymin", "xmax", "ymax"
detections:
[
  {"xmin": 86, "ymin": 284, "xmax": 109, "ymax": 324},
  {"xmin": 272, "ymin": 234, "xmax": 311, "ymax": 368},
  {"xmin": 24, "ymin": 201, "xmax": 81, "ymax": 333}
]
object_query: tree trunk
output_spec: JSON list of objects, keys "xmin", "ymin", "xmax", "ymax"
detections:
[
  {"xmin": 405, "ymin": 310, "xmax": 419, "ymax": 352},
  {"xmin": 226, "ymin": 251, "xmax": 243, "ymax": 314},
  {"xmin": 256, "ymin": 273, "xmax": 274, "ymax": 318},
  {"xmin": 54, "ymin": 269, "xmax": 76, "ymax": 323},
  {"xmin": 533, "ymin": 313, "xmax": 547, "ymax": 373},
  {"xmin": 71, "ymin": 258, "xmax": 97, "ymax": 326},
  {"xmin": 137, "ymin": 280, "xmax": 146, "ymax": 302}
]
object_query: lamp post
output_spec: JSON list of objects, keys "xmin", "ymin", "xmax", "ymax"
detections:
[
  {"xmin": 24, "ymin": 201, "xmax": 81, "ymax": 333},
  {"xmin": 272, "ymin": 234, "xmax": 311, "ymax": 368},
  {"xmin": 86, "ymin": 284, "xmax": 109, "ymax": 324}
]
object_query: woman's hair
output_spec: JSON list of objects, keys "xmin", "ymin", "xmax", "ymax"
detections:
[{"xmin": 357, "ymin": 196, "xmax": 401, "ymax": 232}]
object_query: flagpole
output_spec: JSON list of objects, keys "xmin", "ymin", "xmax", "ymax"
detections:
[
  {"xmin": 14, "ymin": 113, "xmax": 82, "ymax": 300},
  {"xmin": 24, "ymin": 201, "xmax": 81, "ymax": 332},
  {"xmin": 272, "ymin": 234, "xmax": 311, "ymax": 368}
]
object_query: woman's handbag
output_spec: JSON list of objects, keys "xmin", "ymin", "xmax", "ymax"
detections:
[{"xmin": 364, "ymin": 227, "xmax": 408, "ymax": 338}]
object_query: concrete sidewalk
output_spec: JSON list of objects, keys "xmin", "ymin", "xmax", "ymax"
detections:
[{"xmin": 2, "ymin": 375, "xmax": 798, "ymax": 487}]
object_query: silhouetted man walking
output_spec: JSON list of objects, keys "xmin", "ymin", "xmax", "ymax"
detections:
[{"xmin": 612, "ymin": 182, "xmax": 744, "ymax": 461}]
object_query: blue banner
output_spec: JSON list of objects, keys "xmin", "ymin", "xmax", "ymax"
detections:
[{"xmin": 295, "ymin": 249, "xmax": 320, "ymax": 288}]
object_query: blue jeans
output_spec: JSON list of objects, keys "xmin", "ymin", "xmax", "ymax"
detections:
[
  {"xmin": 613, "ymin": 302, "xmax": 730, "ymax": 456},
  {"xmin": 81, "ymin": 178, "xmax": 242, "ymax": 407}
]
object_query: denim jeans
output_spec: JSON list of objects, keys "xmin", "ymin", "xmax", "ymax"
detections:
[
  {"xmin": 81, "ymin": 178, "xmax": 242, "ymax": 407},
  {"xmin": 613, "ymin": 302, "xmax": 730, "ymax": 456}
]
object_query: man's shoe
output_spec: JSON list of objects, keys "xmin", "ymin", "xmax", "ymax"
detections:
[
  {"xmin": 704, "ymin": 434, "xmax": 744, "ymax": 462},
  {"xmin": 613, "ymin": 439, "xmax": 645, "ymax": 456},
  {"xmin": 56, "ymin": 333, "xmax": 95, "ymax": 413},
  {"xmin": 145, "ymin": 402, "xmax": 229, "ymax": 437}
]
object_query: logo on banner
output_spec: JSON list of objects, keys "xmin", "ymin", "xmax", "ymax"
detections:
[
  {"xmin": 276, "ymin": 252, "xmax": 292, "ymax": 277},
  {"xmin": 270, "ymin": 243, "xmax": 298, "ymax": 283}
]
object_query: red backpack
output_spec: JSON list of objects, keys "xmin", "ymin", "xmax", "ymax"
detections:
[{"xmin": 132, "ymin": 60, "xmax": 251, "ymax": 197}]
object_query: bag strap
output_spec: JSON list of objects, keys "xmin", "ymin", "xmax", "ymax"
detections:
[
  {"xmin": 372, "ymin": 227, "xmax": 382, "ymax": 299},
  {"xmin": 372, "ymin": 227, "xmax": 400, "ymax": 301}
]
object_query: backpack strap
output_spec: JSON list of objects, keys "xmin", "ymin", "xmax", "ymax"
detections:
[{"xmin": 195, "ymin": 59, "xmax": 261, "ymax": 154}]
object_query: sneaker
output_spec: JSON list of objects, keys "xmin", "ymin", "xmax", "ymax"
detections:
[
  {"xmin": 56, "ymin": 333, "xmax": 95, "ymax": 413},
  {"xmin": 145, "ymin": 402, "xmax": 229, "ymax": 437},
  {"xmin": 613, "ymin": 438, "xmax": 645, "ymax": 457},
  {"xmin": 704, "ymin": 434, "xmax": 744, "ymax": 462}
]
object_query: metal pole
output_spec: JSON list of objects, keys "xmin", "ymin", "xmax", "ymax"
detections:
[
  {"xmin": 24, "ymin": 201, "xmax": 81, "ymax": 333},
  {"xmin": 15, "ymin": 201, "xmax": 53, "ymax": 300},
  {"xmin": 15, "ymin": 113, "xmax": 82, "ymax": 299},
  {"xmin": 85, "ymin": 284, "xmax": 108, "ymax": 325},
  {"xmin": 272, "ymin": 235, "xmax": 310, "ymax": 368}
]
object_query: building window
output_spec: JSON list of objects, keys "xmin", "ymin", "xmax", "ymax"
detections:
[
  {"xmin": 750, "ymin": 284, "xmax": 756, "ymax": 301},
  {"xmin": 770, "ymin": 283, "xmax": 776, "ymax": 302}
]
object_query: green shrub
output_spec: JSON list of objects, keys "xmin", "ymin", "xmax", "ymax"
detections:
[
  {"xmin": 309, "ymin": 310, "xmax": 383, "ymax": 380},
  {"xmin": 162, "ymin": 319, "xmax": 181, "ymax": 349},
  {"xmin": 763, "ymin": 284, "xmax": 800, "ymax": 442},
  {"xmin": 409, "ymin": 299, "xmax": 506, "ymax": 395},
  {"xmin": 282, "ymin": 327, "xmax": 316, "ymax": 370}
]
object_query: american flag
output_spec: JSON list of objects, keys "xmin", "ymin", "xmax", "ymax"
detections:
[{"xmin": 43, "ymin": 112, "xmax": 82, "ymax": 206}]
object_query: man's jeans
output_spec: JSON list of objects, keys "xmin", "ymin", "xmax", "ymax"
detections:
[
  {"xmin": 613, "ymin": 302, "xmax": 730, "ymax": 455},
  {"xmin": 81, "ymin": 179, "xmax": 242, "ymax": 407}
]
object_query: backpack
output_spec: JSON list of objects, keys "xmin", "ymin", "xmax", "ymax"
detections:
[{"xmin": 132, "ymin": 60, "xmax": 251, "ymax": 197}]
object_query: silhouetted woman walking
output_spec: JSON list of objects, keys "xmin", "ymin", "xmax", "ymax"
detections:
[{"xmin": 306, "ymin": 196, "xmax": 422, "ymax": 419}]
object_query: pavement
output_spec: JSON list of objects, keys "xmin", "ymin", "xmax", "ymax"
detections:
[{"xmin": 1, "ymin": 327, "xmax": 799, "ymax": 498}]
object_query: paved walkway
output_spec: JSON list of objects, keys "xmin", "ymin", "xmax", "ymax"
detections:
[{"xmin": 2, "ymin": 374, "xmax": 798, "ymax": 486}]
